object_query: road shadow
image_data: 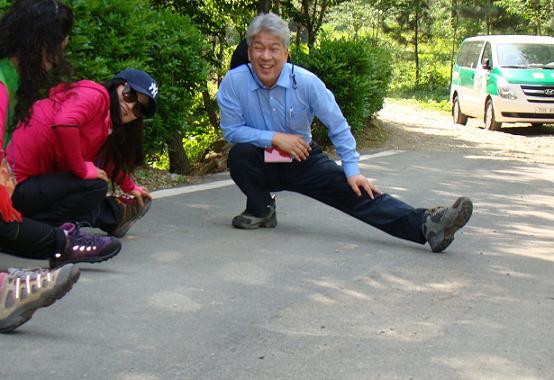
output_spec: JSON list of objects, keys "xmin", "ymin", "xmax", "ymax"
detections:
[{"xmin": 499, "ymin": 124, "xmax": 554, "ymax": 136}]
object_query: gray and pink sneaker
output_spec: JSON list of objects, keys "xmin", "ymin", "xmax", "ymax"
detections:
[
  {"xmin": 0, "ymin": 265, "xmax": 80, "ymax": 333},
  {"xmin": 49, "ymin": 223, "xmax": 122, "ymax": 268}
]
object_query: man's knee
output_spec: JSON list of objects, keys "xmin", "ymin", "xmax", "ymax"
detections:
[{"xmin": 228, "ymin": 143, "xmax": 259, "ymax": 169}]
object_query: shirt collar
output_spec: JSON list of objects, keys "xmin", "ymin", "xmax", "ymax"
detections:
[{"xmin": 248, "ymin": 63, "xmax": 293, "ymax": 91}]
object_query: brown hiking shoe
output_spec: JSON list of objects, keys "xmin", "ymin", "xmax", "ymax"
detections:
[
  {"xmin": 110, "ymin": 195, "xmax": 152, "ymax": 238},
  {"xmin": 0, "ymin": 265, "xmax": 80, "ymax": 333},
  {"xmin": 422, "ymin": 197, "xmax": 473, "ymax": 253},
  {"xmin": 232, "ymin": 197, "xmax": 277, "ymax": 229}
]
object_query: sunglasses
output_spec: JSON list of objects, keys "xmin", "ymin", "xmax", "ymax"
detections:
[{"xmin": 122, "ymin": 83, "xmax": 147, "ymax": 118}]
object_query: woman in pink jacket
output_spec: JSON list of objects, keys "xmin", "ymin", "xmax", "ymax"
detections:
[
  {"xmin": 0, "ymin": 0, "xmax": 121, "ymax": 334},
  {"xmin": 7, "ymin": 69, "xmax": 158, "ymax": 238}
]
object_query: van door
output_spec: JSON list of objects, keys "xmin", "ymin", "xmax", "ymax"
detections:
[
  {"xmin": 474, "ymin": 42, "xmax": 493, "ymax": 118},
  {"xmin": 455, "ymin": 40, "xmax": 485, "ymax": 117}
]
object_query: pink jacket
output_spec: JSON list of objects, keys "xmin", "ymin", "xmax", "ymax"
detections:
[{"xmin": 7, "ymin": 80, "xmax": 138, "ymax": 193}]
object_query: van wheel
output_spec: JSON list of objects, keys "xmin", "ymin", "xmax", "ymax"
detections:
[
  {"xmin": 484, "ymin": 99, "xmax": 502, "ymax": 131},
  {"xmin": 452, "ymin": 97, "xmax": 468, "ymax": 125}
]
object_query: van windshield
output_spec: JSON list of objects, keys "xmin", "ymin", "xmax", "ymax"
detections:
[{"xmin": 497, "ymin": 43, "xmax": 554, "ymax": 69}]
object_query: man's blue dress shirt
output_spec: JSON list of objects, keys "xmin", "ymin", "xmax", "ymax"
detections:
[{"xmin": 216, "ymin": 63, "xmax": 361, "ymax": 177}]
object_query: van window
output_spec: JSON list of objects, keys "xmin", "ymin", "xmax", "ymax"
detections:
[
  {"xmin": 481, "ymin": 42, "xmax": 493, "ymax": 67},
  {"xmin": 456, "ymin": 41, "xmax": 484, "ymax": 68},
  {"xmin": 497, "ymin": 43, "xmax": 554, "ymax": 68}
]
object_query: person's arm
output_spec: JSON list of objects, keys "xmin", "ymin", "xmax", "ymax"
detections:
[
  {"xmin": 109, "ymin": 165, "xmax": 137, "ymax": 194},
  {"xmin": 308, "ymin": 76, "xmax": 381, "ymax": 198},
  {"xmin": 0, "ymin": 83, "xmax": 22, "ymax": 222},
  {"xmin": 52, "ymin": 87, "xmax": 106, "ymax": 181},
  {"xmin": 216, "ymin": 72, "xmax": 275, "ymax": 148},
  {"xmin": 102, "ymin": 160, "xmax": 150, "ymax": 205},
  {"xmin": 51, "ymin": 124, "xmax": 97, "ymax": 179},
  {"xmin": 308, "ymin": 76, "xmax": 360, "ymax": 177},
  {"xmin": 112, "ymin": 169, "xmax": 150, "ymax": 206}
]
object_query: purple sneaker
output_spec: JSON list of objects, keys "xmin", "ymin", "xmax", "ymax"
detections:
[{"xmin": 49, "ymin": 223, "xmax": 122, "ymax": 268}]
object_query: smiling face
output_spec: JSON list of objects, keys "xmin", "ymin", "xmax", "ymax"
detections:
[
  {"xmin": 248, "ymin": 31, "xmax": 289, "ymax": 88},
  {"xmin": 117, "ymin": 83, "xmax": 150, "ymax": 124}
]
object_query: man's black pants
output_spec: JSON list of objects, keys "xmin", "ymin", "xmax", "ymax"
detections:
[
  {"xmin": 228, "ymin": 143, "xmax": 427, "ymax": 244},
  {"xmin": 12, "ymin": 172, "xmax": 119, "ymax": 233}
]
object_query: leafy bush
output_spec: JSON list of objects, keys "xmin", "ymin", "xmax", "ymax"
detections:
[
  {"xmin": 62, "ymin": 1, "xmax": 209, "ymax": 164},
  {"xmin": 291, "ymin": 36, "xmax": 392, "ymax": 143}
]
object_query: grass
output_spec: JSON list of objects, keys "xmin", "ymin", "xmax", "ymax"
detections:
[{"xmin": 388, "ymin": 87, "xmax": 451, "ymax": 112}]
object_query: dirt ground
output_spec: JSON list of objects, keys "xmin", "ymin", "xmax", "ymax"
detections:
[{"xmin": 374, "ymin": 100, "xmax": 554, "ymax": 165}]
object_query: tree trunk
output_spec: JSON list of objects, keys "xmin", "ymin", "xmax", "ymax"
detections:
[
  {"xmin": 168, "ymin": 131, "xmax": 191, "ymax": 175},
  {"xmin": 486, "ymin": 0, "xmax": 492, "ymax": 34},
  {"xmin": 258, "ymin": 0, "xmax": 271, "ymax": 14},
  {"xmin": 202, "ymin": 88, "xmax": 219, "ymax": 129},
  {"xmin": 533, "ymin": 0, "xmax": 541, "ymax": 35},
  {"xmin": 449, "ymin": 0, "xmax": 458, "ymax": 85},
  {"xmin": 296, "ymin": 22, "xmax": 302, "ymax": 46},
  {"xmin": 307, "ymin": 27, "xmax": 315, "ymax": 51},
  {"xmin": 414, "ymin": 6, "xmax": 420, "ymax": 86}
]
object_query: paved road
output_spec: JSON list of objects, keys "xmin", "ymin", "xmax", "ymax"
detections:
[{"xmin": 1, "ymin": 149, "xmax": 553, "ymax": 380}]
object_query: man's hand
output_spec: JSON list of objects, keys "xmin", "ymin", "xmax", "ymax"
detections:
[
  {"xmin": 347, "ymin": 175, "xmax": 381, "ymax": 199},
  {"xmin": 272, "ymin": 132, "xmax": 311, "ymax": 161},
  {"xmin": 0, "ymin": 185, "xmax": 22, "ymax": 223}
]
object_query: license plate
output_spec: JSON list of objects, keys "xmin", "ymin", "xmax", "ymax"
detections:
[{"xmin": 535, "ymin": 106, "xmax": 554, "ymax": 113}]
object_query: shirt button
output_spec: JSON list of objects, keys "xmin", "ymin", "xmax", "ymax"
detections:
[{"xmin": 272, "ymin": 108, "xmax": 276, "ymax": 112}]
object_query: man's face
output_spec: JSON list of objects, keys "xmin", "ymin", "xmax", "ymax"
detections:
[{"xmin": 248, "ymin": 31, "xmax": 289, "ymax": 88}]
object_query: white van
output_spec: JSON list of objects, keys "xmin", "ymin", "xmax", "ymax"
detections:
[{"xmin": 450, "ymin": 35, "xmax": 554, "ymax": 130}]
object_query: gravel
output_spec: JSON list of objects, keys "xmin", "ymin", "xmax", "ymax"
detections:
[{"xmin": 375, "ymin": 100, "xmax": 554, "ymax": 165}]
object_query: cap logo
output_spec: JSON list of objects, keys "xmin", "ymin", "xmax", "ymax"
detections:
[{"xmin": 149, "ymin": 82, "xmax": 159, "ymax": 98}]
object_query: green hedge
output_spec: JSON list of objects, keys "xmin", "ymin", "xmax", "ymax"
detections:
[
  {"xmin": 66, "ymin": 0, "xmax": 209, "ymax": 158},
  {"xmin": 291, "ymin": 36, "xmax": 392, "ymax": 143}
]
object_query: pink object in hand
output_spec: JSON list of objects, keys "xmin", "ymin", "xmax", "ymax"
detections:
[{"xmin": 264, "ymin": 147, "xmax": 292, "ymax": 163}]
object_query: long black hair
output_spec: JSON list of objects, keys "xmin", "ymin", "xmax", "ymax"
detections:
[
  {"xmin": 98, "ymin": 78, "xmax": 145, "ymax": 183},
  {"xmin": 0, "ymin": 0, "xmax": 73, "ymax": 124}
]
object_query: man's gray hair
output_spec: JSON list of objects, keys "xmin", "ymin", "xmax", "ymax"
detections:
[{"xmin": 246, "ymin": 13, "xmax": 290, "ymax": 48}]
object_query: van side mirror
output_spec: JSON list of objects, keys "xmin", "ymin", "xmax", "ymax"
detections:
[{"xmin": 482, "ymin": 58, "xmax": 491, "ymax": 70}]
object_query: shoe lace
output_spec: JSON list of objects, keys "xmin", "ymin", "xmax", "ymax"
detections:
[
  {"xmin": 7, "ymin": 268, "xmax": 52, "ymax": 300},
  {"xmin": 426, "ymin": 206, "xmax": 445, "ymax": 218},
  {"xmin": 70, "ymin": 223, "xmax": 101, "ymax": 246}
]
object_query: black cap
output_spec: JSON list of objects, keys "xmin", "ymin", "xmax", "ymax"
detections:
[{"xmin": 114, "ymin": 69, "xmax": 158, "ymax": 117}]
